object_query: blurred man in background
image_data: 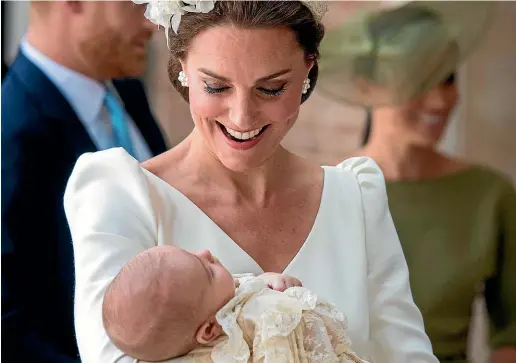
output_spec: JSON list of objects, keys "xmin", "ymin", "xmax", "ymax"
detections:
[{"xmin": 1, "ymin": 2, "xmax": 167, "ymax": 362}]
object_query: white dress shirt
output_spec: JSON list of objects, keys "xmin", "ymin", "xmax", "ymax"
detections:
[{"xmin": 21, "ymin": 39, "xmax": 153, "ymax": 162}]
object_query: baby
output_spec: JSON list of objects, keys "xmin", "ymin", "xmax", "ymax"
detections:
[{"xmin": 103, "ymin": 246, "xmax": 367, "ymax": 363}]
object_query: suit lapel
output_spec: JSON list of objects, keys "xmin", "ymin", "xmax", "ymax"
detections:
[{"xmin": 11, "ymin": 53, "xmax": 166, "ymax": 158}]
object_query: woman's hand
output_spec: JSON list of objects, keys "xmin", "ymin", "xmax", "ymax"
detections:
[{"xmin": 258, "ymin": 273, "xmax": 303, "ymax": 292}]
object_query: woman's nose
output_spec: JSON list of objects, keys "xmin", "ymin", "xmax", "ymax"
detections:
[
  {"xmin": 423, "ymin": 85, "xmax": 455, "ymax": 111},
  {"xmin": 228, "ymin": 92, "xmax": 259, "ymax": 129}
]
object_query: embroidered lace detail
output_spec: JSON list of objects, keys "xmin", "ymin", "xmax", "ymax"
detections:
[{"xmin": 211, "ymin": 278, "xmax": 368, "ymax": 363}]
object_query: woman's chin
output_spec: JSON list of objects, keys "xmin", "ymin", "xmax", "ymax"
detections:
[{"xmin": 410, "ymin": 136, "xmax": 442, "ymax": 151}]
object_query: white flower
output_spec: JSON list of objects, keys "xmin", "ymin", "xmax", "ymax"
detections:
[
  {"xmin": 133, "ymin": 0, "xmax": 216, "ymax": 35},
  {"xmin": 182, "ymin": 0, "xmax": 216, "ymax": 14}
]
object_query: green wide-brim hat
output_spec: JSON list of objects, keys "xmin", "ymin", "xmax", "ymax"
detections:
[{"xmin": 317, "ymin": 1, "xmax": 494, "ymax": 107}]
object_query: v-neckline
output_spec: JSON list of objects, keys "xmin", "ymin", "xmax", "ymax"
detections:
[{"xmin": 141, "ymin": 166, "xmax": 328, "ymax": 274}]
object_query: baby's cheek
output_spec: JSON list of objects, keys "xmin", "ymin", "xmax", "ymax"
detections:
[{"xmin": 223, "ymin": 275, "xmax": 237, "ymax": 299}]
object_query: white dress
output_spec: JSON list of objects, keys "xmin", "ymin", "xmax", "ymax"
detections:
[{"xmin": 64, "ymin": 148, "xmax": 438, "ymax": 363}]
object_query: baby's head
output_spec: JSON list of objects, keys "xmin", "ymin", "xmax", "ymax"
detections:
[{"xmin": 102, "ymin": 246, "xmax": 235, "ymax": 361}]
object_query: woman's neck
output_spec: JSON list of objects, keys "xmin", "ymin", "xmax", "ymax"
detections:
[
  {"xmin": 360, "ymin": 136, "xmax": 442, "ymax": 181},
  {"xmin": 177, "ymin": 129, "xmax": 299, "ymax": 206}
]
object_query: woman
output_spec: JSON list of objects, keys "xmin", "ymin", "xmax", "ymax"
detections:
[
  {"xmin": 317, "ymin": 3, "xmax": 515, "ymax": 360},
  {"xmin": 64, "ymin": 2, "xmax": 438, "ymax": 362},
  {"xmin": 353, "ymin": 73, "xmax": 516, "ymax": 363}
]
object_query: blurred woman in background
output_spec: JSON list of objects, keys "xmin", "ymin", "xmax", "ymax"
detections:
[
  {"xmin": 353, "ymin": 72, "xmax": 516, "ymax": 362},
  {"xmin": 318, "ymin": 2, "xmax": 516, "ymax": 362}
]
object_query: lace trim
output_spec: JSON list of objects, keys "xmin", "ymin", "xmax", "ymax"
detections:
[{"xmin": 213, "ymin": 279, "xmax": 368, "ymax": 363}]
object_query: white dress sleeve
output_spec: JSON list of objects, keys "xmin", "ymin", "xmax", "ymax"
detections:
[
  {"xmin": 64, "ymin": 148, "xmax": 161, "ymax": 363},
  {"xmin": 339, "ymin": 157, "xmax": 439, "ymax": 363}
]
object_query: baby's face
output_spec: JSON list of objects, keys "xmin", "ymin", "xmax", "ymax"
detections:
[{"xmin": 184, "ymin": 249, "xmax": 236, "ymax": 314}]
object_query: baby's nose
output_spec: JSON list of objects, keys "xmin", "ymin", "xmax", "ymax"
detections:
[{"xmin": 196, "ymin": 249, "xmax": 213, "ymax": 260}]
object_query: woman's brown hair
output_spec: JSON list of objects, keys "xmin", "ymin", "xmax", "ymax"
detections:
[{"xmin": 167, "ymin": 1, "xmax": 325, "ymax": 104}]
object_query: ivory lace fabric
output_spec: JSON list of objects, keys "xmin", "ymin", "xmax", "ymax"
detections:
[{"xmin": 177, "ymin": 275, "xmax": 367, "ymax": 363}]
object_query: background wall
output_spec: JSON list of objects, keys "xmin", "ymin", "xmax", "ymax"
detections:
[
  {"xmin": 3, "ymin": 2, "xmax": 515, "ymax": 362},
  {"xmin": 3, "ymin": 1, "xmax": 30, "ymax": 64},
  {"xmin": 456, "ymin": 3, "xmax": 516, "ymax": 183}
]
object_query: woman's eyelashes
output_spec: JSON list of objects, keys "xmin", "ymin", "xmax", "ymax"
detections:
[
  {"xmin": 203, "ymin": 82, "xmax": 229, "ymax": 94},
  {"xmin": 203, "ymin": 81, "xmax": 287, "ymax": 97},
  {"xmin": 259, "ymin": 85, "xmax": 286, "ymax": 96}
]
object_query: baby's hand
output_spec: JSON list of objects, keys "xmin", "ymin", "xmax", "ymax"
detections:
[{"xmin": 258, "ymin": 273, "xmax": 302, "ymax": 292}]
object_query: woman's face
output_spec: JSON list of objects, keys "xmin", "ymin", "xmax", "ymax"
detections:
[
  {"xmin": 380, "ymin": 75, "xmax": 459, "ymax": 148},
  {"xmin": 181, "ymin": 25, "xmax": 312, "ymax": 172}
]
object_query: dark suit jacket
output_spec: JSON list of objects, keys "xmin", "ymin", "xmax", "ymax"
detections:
[
  {"xmin": 2, "ymin": 61, "xmax": 7, "ymax": 81},
  {"xmin": 1, "ymin": 51, "xmax": 167, "ymax": 363}
]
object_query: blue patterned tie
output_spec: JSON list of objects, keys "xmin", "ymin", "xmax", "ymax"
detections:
[{"xmin": 104, "ymin": 89, "xmax": 135, "ymax": 157}]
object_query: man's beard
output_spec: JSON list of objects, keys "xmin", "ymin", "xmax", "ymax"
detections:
[{"xmin": 79, "ymin": 31, "xmax": 147, "ymax": 80}]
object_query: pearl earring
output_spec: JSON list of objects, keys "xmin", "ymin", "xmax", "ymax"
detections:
[
  {"xmin": 178, "ymin": 71, "xmax": 188, "ymax": 87},
  {"xmin": 302, "ymin": 78, "xmax": 310, "ymax": 94}
]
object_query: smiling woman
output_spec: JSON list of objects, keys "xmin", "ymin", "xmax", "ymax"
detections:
[
  {"xmin": 163, "ymin": 1, "xmax": 324, "ymax": 171},
  {"xmin": 64, "ymin": 2, "xmax": 440, "ymax": 363},
  {"xmin": 338, "ymin": 3, "xmax": 516, "ymax": 361},
  {"xmin": 180, "ymin": 25, "xmax": 314, "ymax": 168}
]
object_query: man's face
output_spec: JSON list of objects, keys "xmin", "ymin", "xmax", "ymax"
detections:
[{"xmin": 75, "ymin": 1, "xmax": 155, "ymax": 79}]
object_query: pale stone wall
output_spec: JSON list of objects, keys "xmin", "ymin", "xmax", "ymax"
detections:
[{"xmin": 4, "ymin": 3, "xmax": 516, "ymax": 362}]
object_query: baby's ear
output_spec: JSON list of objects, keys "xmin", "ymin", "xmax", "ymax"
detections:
[{"xmin": 195, "ymin": 316, "xmax": 223, "ymax": 345}]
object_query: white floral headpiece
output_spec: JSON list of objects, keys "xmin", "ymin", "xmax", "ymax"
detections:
[
  {"xmin": 134, "ymin": 0, "xmax": 328, "ymax": 42},
  {"xmin": 133, "ymin": 0, "xmax": 216, "ymax": 37}
]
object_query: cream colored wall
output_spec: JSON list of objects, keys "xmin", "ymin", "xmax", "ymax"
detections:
[
  {"xmin": 3, "ymin": 1, "xmax": 30, "ymax": 64},
  {"xmin": 455, "ymin": 2, "xmax": 516, "ymax": 184},
  {"xmin": 458, "ymin": 4, "xmax": 516, "ymax": 361},
  {"xmin": 4, "ymin": 3, "xmax": 515, "ymax": 361}
]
